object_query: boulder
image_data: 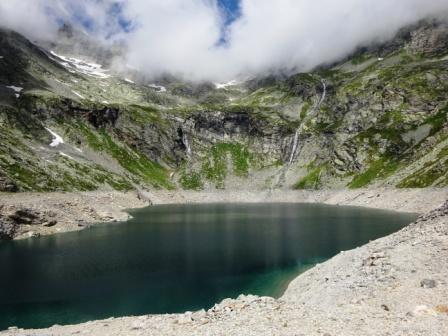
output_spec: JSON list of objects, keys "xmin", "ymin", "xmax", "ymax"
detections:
[
  {"xmin": 0, "ymin": 175, "xmax": 18, "ymax": 192},
  {"xmin": 8, "ymin": 208, "xmax": 40, "ymax": 225}
]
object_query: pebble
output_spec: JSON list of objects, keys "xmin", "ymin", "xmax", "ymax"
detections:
[{"xmin": 420, "ymin": 279, "xmax": 437, "ymax": 288}]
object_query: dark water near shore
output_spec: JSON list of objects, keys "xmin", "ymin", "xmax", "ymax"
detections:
[{"xmin": 0, "ymin": 203, "xmax": 416, "ymax": 330}]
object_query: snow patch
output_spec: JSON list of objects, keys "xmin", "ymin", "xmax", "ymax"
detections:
[
  {"xmin": 148, "ymin": 84, "xmax": 167, "ymax": 93},
  {"xmin": 5, "ymin": 86, "xmax": 23, "ymax": 98},
  {"xmin": 72, "ymin": 91, "xmax": 85, "ymax": 99},
  {"xmin": 6, "ymin": 85, "xmax": 23, "ymax": 93},
  {"xmin": 50, "ymin": 51, "xmax": 111, "ymax": 79},
  {"xmin": 59, "ymin": 152, "xmax": 74, "ymax": 160},
  {"xmin": 125, "ymin": 78, "xmax": 135, "ymax": 84},
  {"xmin": 45, "ymin": 128, "xmax": 64, "ymax": 147},
  {"xmin": 0, "ymin": 56, "xmax": 4, "ymax": 59},
  {"xmin": 215, "ymin": 80, "xmax": 239, "ymax": 89}
]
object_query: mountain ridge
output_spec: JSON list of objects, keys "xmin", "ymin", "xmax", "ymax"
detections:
[{"xmin": 0, "ymin": 18, "xmax": 447, "ymax": 193}]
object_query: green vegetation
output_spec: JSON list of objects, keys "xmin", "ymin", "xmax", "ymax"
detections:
[
  {"xmin": 180, "ymin": 171, "xmax": 203, "ymax": 190},
  {"xmin": 0, "ymin": 140, "xmax": 132, "ymax": 192},
  {"xmin": 202, "ymin": 143, "xmax": 253, "ymax": 188},
  {"xmin": 351, "ymin": 53, "xmax": 372, "ymax": 65},
  {"xmin": 424, "ymin": 106, "xmax": 448, "ymax": 136},
  {"xmin": 76, "ymin": 122, "xmax": 173, "ymax": 189},
  {"xmin": 300, "ymin": 102, "xmax": 311, "ymax": 119},
  {"xmin": 59, "ymin": 157, "xmax": 133, "ymax": 191},
  {"xmin": 398, "ymin": 143, "xmax": 448, "ymax": 188},
  {"xmin": 349, "ymin": 157, "xmax": 402, "ymax": 188},
  {"xmin": 295, "ymin": 166, "xmax": 325, "ymax": 190},
  {"xmin": 2, "ymin": 25, "xmax": 448, "ymax": 193},
  {"xmin": 126, "ymin": 105, "xmax": 165, "ymax": 125}
]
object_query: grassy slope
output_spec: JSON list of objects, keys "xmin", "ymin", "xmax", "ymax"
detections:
[{"xmin": 0, "ymin": 29, "xmax": 447, "ymax": 192}]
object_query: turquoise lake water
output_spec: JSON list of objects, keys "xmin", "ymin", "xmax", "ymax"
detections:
[{"xmin": 0, "ymin": 203, "xmax": 417, "ymax": 330}]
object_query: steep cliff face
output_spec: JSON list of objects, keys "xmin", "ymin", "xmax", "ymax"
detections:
[{"xmin": 0, "ymin": 19, "xmax": 447, "ymax": 192}]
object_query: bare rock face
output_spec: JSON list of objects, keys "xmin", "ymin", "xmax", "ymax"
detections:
[
  {"xmin": 0, "ymin": 206, "xmax": 58, "ymax": 240},
  {"xmin": 0, "ymin": 206, "xmax": 18, "ymax": 240},
  {"xmin": 8, "ymin": 208, "xmax": 40, "ymax": 224},
  {"xmin": 407, "ymin": 21, "xmax": 448, "ymax": 56},
  {"xmin": 0, "ymin": 174, "xmax": 18, "ymax": 192}
]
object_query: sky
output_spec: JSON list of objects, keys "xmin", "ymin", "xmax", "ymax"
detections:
[{"xmin": 1, "ymin": 0, "xmax": 448, "ymax": 81}]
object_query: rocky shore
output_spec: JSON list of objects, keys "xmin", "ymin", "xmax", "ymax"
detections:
[
  {"xmin": 0, "ymin": 191, "xmax": 149, "ymax": 240},
  {"xmin": 0, "ymin": 188, "xmax": 447, "ymax": 335},
  {"xmin": 1, "ymin": 188, "xmax": 446, "ymax": 240}
]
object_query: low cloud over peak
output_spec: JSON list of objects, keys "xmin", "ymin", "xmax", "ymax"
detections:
[{"xmin": 1, "ymin": 0, "xmax": 448, "ymax": 81}]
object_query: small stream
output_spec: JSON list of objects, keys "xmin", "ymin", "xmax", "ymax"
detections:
[{"xmin": 272, "ymin": 79, "xmax": 327, "ymax": 189}]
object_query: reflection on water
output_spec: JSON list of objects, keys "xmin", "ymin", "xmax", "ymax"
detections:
[{"xmin": 0, "ymin": 203, "xmax": 416, "ymax": 330}]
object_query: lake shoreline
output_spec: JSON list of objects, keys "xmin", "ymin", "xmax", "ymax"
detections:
[
  {"xmin": 1, "ymin": 188, "xmax": 447, "ymax": 335},
  {"xmin": 0, "ymin": 188, "xmax": 445, "ymax": 240}
]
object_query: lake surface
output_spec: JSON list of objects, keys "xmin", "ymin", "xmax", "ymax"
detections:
[{"xmin": 0, "ymin": 203, "xmax": 416, "ymax": 330}]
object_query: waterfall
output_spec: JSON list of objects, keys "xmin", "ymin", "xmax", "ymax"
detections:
[
  {"xmin": 182, "ymin": 131, "xmax": 192, "ymax": 158},
  {"xmin": 316, "ymin": 79, "xmax": 327, "ymax": 110},
  {"xmin": 270, "ymin": 78, "xmax": 327, "ymax": 190},
  {"xmin": 287, "ymin": 79, "xmax": 326, "ymax": 167},
  {"xmin": 287, "ymin": 128, "xmax": 300, "ymax": 166}
]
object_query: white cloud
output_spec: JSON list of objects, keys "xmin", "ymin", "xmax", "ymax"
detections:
[
  {"xmin": 0, "ymin": 0, "xmax": 58, "ymax": 41},
  {"xmin": 0, "ymin": 0, "xmax": 123, "ymax": 41},
  {"xmin": 221, "ymin": 0, "xmax": 448, "ymax": 78},
  {"xmin": 1, "ymin": 0, "xmax": 448, "ymax": 80},
  {"xmin": 122, "ymin": 0, "xmax": 224, "ymax": 80}
]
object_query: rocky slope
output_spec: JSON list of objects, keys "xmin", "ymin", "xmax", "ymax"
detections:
[{"xmin": 0, "ymin": 19, "xmax": 447, "ymax": 194}]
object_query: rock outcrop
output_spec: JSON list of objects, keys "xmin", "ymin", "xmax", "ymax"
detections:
[{"xmin": 0, "ymin": 206, "xmax": 58, "ymax": 239}]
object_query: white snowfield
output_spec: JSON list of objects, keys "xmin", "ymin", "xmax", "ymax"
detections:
[
  {"xmin": 148, "ymin": 84, "xmax": 167, "ymax": 92},
  {"xmin": 215, "ymin": 80, "xmax": 239, "ymax": 89},
  {"xmin": 5, "ymin": 85, "xmax": 23, "ymax": 98},
  {"xmin": 59, "ymin": 152, "xmax": 74, "ymax": 160},
  {"xmin": 50, "ymin": 51, "xmax": 111, "ymax": 79},
  {"xmin": 72, "ymin": 91, "xmax": 85, "ymax": 100},
  {"xmin": 6, "ymin": 85, "xmax": 23, "ymax": 92},
  {"xmin": 45, "ymin": 128, "xmax": 64, "ymax": 147}
]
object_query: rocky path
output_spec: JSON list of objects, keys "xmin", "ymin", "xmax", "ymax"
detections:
[{"xmin": 2, "ymin": 197, "xmax": 447, "ymax": 335}]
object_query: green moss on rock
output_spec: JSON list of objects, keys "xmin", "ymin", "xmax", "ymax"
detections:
[
  {"xmin": 294, "ymin": 166, "xmax": 325, "ymax": 190},
  {"xmin": 349, "ymin": 158, "xmax": 401, "ymax": 188},
  {"xmin": 180, "ymin": 172, "xmax": 203, "ymax": 190}
]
